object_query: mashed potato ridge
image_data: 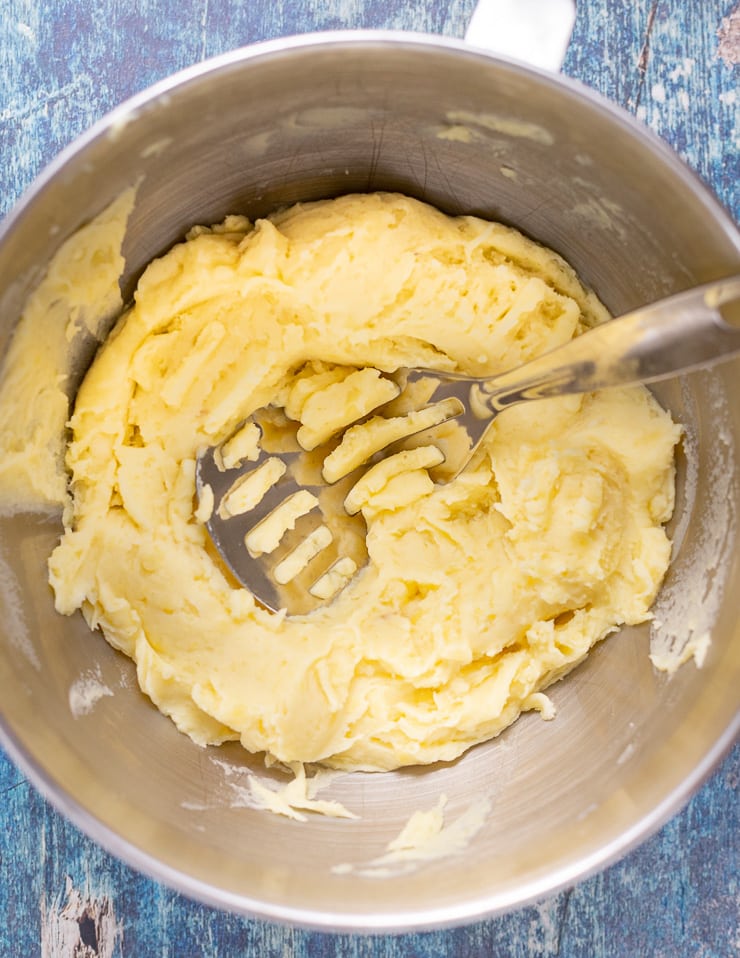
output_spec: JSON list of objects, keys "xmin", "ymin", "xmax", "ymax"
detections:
[{"xmin": 48, "ymin": 193, "xmax": 680, "ymax": 771}]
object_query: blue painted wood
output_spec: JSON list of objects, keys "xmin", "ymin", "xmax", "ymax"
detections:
[{"xmin": 1, "ymin": 1, "xmax": 738, "ymax": 955}]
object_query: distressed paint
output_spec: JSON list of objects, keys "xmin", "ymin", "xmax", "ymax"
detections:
[
  {"xmin": 40, "ymin": 876, "xmax": 122, "ymax": 958},
  {"xmin": 0, "ymin": 1, "xmax": 738, "ymax": 955},
  {"xmin": 562, "ymin": 0, "xmax": 740, "ymax": 220},
  {"xmin": 718, "ymin": 1, "xmax": 740, "ymax": 66}
]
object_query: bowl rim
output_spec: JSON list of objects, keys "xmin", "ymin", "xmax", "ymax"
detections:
[{"xmin": 0, "ymin": 28, "xmax": 738, "ymax": 932}]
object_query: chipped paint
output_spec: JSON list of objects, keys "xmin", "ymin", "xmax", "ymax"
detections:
[
  {"xmin": 40, "ymin": 877, "xmax": 122, "ymax": 958},
  {"xmin": 717, "ymin": 2, "xmax": 740, "ymax": 66}
]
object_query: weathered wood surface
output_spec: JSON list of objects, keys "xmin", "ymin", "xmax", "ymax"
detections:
[{"xmin": 1, "ymin": 1, "xmax": 738, "ymax": 955}]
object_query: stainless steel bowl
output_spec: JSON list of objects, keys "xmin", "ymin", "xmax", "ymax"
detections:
[{"xmin": 0, "ymin": 33, "xmax": 738, "ymax": 931}]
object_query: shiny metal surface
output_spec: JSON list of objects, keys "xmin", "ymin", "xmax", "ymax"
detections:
[
  {"xmin": 0, "ymin": 33, "xmax": 738, "ymax": 931},
  {"xmin": 477, "ymin": 276, "xmax": 740, "ymax": 401},
  {"xmin": 200, "ymin": 278, "xmax": 740, "ymax": 614},
  {"xmin": 196, "ymin": 404, "xmax": 372, "ymax": 616}
]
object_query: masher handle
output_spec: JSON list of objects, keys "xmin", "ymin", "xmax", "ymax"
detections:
[{"xmin": 475, "ymin": 277, "xmax": 740, "ymax": 415}]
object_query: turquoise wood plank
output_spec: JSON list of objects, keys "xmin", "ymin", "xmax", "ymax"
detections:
[
  {"xmin": 563, "ymin": 0, "xmax": 739, "ymax": 219},
  {"xmin": 0, "ymin": 1, "xmax": 737, "ymax": 955}
]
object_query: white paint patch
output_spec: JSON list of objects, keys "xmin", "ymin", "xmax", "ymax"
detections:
[
  {"xmin": 15, "ymin": 21, "xmax": 36, "ymax": 43},
  {"xmin": 717, "ymin": 7, "xmax": 740, "ymax": 67},
  {"xmin": 651, "ymin": 83, "xmax": 667, "ymax": 103},
  {"xmin": 68, "ymin": 668, "xmax": 114, "ymax": 717},
  {"xmin": 668, "ymin": 58, "xmax": 695, "ymax": 81},
  {"xmin": 527, "ymin": 895, "xmax": 564, "ymax": 954},
  {"xmin": 332, "ymin": 793, "xmax": 492, "ymax": 878},
  {"xmin": 677, "ymin": 90, "xmax": 690, "ymax": 111},
  {"xmin": 41, "ymin": 875, "xmax": 122, "ymax": 958},
  {"xmin": 719, "ymin": 89, "xmax": 737, "ymax": 106}
]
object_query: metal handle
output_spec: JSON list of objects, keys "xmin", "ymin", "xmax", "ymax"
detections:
[
  {"xmin": 474, "ymin": 277, "xmax": 740, "ymax": 415},
  {"xmin": 465, "ymin": 0, "xmax": 577, "ymax": 72}
]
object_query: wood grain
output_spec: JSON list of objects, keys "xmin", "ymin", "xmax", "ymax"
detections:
[{"xmin": 0, "ymin": 1, "xmax": 738, "ymax": 955}]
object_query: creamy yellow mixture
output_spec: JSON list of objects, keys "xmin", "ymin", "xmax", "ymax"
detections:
[
  {"xmin": 0, "ymin": 188, "xmax": 136, "ymax": 514},
  {"xmin": 48, "ymin": 193, "xmax": 680, "ymax": 771}
]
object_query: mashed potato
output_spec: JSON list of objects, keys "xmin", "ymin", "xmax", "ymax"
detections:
[{"xmin": 48, "ymin": 193, "xmax": 680, "ymax": 771}]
